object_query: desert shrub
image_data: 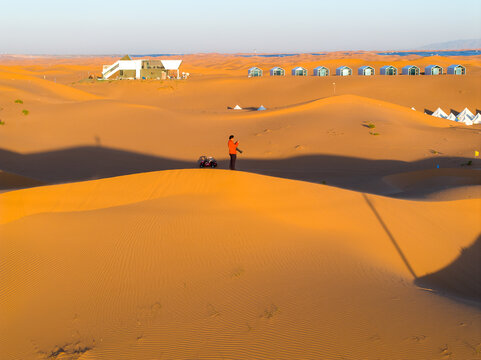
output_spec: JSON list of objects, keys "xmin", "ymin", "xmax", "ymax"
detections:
[
  {"xmin": 22, "ymin": 110, "xmax": 29, "ymax": 115},
  {"xmin": 0, "ymin": 120, "xmax": 5, "ymax": 125},
  {"xmin": 14, "ymin": 99, "xmax": 23, "ymax": 104},
  {"xmin": 367, "ymin": 123, "xmax": 375, "ymax": 129}
]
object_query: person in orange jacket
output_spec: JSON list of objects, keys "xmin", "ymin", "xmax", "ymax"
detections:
[{"xmin": 228, "ymin": 135, "xmax": 242, "ymax": 170}]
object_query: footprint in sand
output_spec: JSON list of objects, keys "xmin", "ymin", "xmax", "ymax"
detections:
[
  {"xmin": 256, "ymin": 128, "xmax": 272, "ymax": 136},
  {"xmin": 261, "ymin": 304, "xmax": 279, "ymax": 319},
  {"xmin": 151, "ymin": 302, "xmax": 162, "ymax": 313},
  {"xmin": 440, "ymin": 344, "xmax": 452, "ymax": 358},
  {"xmin": 207, "ymin": 303, "xmax": 220, "ymax": 318},
  {"xmin": 410, "ymin": 335, "xmax": 427, "ymax": 342},
  {"xmin": 230, "ymin": 266, "xmax": 245, "ymax": 278}
]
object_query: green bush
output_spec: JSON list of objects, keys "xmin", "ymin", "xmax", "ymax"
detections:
[
  {"xmin": 14, "ymin": 99, "xmax": 23, "ymax": 104},
  {"xmin": 22, "ymin": 110, "xmax": 29, "ymax": 115}
]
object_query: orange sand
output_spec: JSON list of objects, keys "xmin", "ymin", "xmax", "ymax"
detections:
[{"xmin": 0, "ymin": 53, "xmax": 480, "ymax": 359}]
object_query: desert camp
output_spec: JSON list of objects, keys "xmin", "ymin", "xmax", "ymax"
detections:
[{"xmin": 1, "ymin": 1, "xmax": 480, "ymax": 360}]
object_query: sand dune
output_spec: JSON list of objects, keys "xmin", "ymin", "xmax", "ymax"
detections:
[
  {"xmin": 1, "ymin": 170, "xmax": 480, "ymax": 359},
  {"xmin": 0, "ymin": 54, "xmax": 480, "ymax": 359},
  {"xmin": 0, "ymin": 69, "xmax": 102, "ymax": 103}
]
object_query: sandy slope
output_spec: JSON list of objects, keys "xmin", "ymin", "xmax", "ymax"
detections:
[
  {"xmin": 0, "ymin": 54, "xmax": 480, "ymax": 359},
  {"xmin": 1, "ymin": 170, "xmax": 480, "ymax": 360}
]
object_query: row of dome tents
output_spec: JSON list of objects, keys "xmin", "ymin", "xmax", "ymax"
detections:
[
  {"xmin": 247, "ymin": 64, "xmax": 466, "ymax": 77},
  {"xmin": 430, "ymin": 107, "xmax": 480, "ymax": 125}
]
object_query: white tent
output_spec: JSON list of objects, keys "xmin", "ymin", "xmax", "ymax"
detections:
[
  {"xmin": 233, "ymin": 105, "xmax": 242, "ymax": 110},
  {"xmin": 472, "ymin": 113, "xmax": 481, "ymax": 124},
  {"xmin": 432, "ymin": 107, "xmax": 448, "ymax": 119},
  {"xmin": 457, "ymin": 108, "xmax": 474, "ymax": 123},
  {"xmin": 447, "ymin": 113, "xmax": 457, "ymax": 121},
  {"xmin": 257, "ymin": 105, "xmax": 266, "ymax": 111}
]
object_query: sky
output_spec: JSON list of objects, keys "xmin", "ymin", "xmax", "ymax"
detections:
[{"xmin": 1, "ymin": 0, "xmax": 480, "ymax": 54}]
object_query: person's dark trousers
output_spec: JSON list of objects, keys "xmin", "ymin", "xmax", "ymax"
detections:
[{"xmin": 229, "ymin": 154, "xmax": 237, "ymax": 170}]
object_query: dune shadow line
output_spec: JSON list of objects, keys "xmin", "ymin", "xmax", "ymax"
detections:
[{"xmin": 0, "ymin": 146, "xmax": 480, "ymax": 197}]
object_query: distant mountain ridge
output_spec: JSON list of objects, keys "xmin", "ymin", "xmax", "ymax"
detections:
[{"xmin": 417, "ymin": 39, "xmax": 481, "ymax": 50}]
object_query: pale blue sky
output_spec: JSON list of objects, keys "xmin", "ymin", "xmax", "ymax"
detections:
[{"xmin": 1, "ymin": 0, "xmax": 480, "ymax": 54}]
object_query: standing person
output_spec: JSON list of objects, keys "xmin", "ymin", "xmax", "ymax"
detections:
[{"xmin": 228, "ymin": 135, "xmax": 240, "ymax": 170}]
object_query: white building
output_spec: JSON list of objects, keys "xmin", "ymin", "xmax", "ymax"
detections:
[
  {"xmin": 270, "ymin": 67, "xmax": 285, "ymax": 76},
  {"xmin": 102, "ymin": 55, "xmax": 183, "ymax": 80},
  {"xmin": 380, "ymin": 65, "xmax": 397, "ymax": 75},
  {"xmin": 358, "ymin": 66, "xmax": 375, "ymax": 76},
  {"xmin": 447, "ymin": 65, "xmax": 466, "ymax": 75},
  {"xmin": 313, "ymin": 66, "xmax": 329, "ymax": 76},
  {"xmin": 336, "ymin": 66, "xmax": 352, "ymax": 76},
  {"xmin": 425, "ymin": 65, "xmax": 443, "ymax": 75},
  {"xmin": 247, "ymin": 67, "xmax": 263, "ymax": 77},
  {"xmin": 402, "ymin": 65, "xmax": 420, "ymax": 75},
  {"xmin": 292, "ymin": 66, "xmax": 308, "ymax": 76}
]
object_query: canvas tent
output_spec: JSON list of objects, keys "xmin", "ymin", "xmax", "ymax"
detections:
[
  {"xmin": 447, "ymin": 65, "xmax": 466, "ymax": 75},
  {"xmin": 380, "ymin": 65, "xmax": 397, "ymax": 75},
  {"xmin": 257, "ymin": 105, "xmax": 266, "ymax": 111},
  {"xmin": 432, "ymin": 107, "xmax": 448, "ymax": 119},
  {"xmin": 270, "ymin": 67, "xmax": 285, "ymax": 76},
  {"xmin": 336, "ymin": 66, "xmax": 352, "ymax": 76},
  {"xmin": 313, "ymin": 66, "xmax": 329, "ymax": 76},
  {"xmin": 447, "ymin": 113, "xmax": 457, "ymax": 121},
  {"xmin": 248, "ymin": 67, "xmax": 263, "ymax": 77},
  {"xmin": 233, "ymin": 105, "xmax": 242, "ymax": 110},
  {"xmin": 402, "ymin": 65, "xmax": 420, "ymax": 75},
  {"xmin": 292, "ymin": 67, "xmax": 307, "ymax": 76},
  {"xmin": 457, "ymin": 108, "xmax": 474, "ymax": 123},
  {"xmin": 358, "ymin": 66, "xmax": 375, "ymax": 76},
  {"xmin": 425, "ymin": 65, "xmax": 443, "ymax": 75}
]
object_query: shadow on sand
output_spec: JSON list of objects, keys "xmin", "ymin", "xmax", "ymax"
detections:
[
  {"xmin": 0, "ymin": 146, "xmax": 480, "ymax": 197},
  {"xmin": 1, "ymin": 146, "xmax": 480, "ymax": 305},
  {"xmin": 415, "ymin": 234, "xmax": 481, "ymax": 306}
]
